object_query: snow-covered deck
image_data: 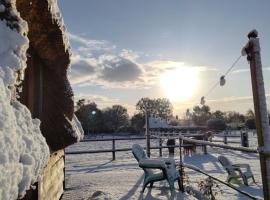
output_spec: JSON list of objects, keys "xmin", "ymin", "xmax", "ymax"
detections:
[{"xmin": 62, "ymin": 135, "xmax": 263, "ymax": 200}]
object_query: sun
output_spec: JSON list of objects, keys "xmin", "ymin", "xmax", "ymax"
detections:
[{"xmin": 160, "ymin": 67, "xmax": 199, "ymax": 102}]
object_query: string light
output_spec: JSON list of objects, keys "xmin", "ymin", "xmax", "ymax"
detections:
[{"xmin": 200, "ymin": 55, "xmax": 242, "ymax": 105}]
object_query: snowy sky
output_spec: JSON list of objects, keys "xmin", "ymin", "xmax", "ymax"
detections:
[{"xmin": 59, "ymin": 0, "xmax": 270, "ymax": 117}]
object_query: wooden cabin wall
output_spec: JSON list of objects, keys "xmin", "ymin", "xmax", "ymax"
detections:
[
  {"xmin": 38, "ymin": 150, "xmax": 65, "ymax": 200},
  {"xmin": 15, "ymin": 0, "xmax": 75, "ymax": 199}
]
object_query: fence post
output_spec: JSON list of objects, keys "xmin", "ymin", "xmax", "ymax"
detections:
[
  {"xmin": 243, "ymin": 30, "xmax": 270, "ymax": 199},
  {"xmin": 224, "ymin": 131, "xmax": 228, "ymax": 144},
  {"xmin": 179, "ymin": 138, "xmax": 184, "ymax": 192},
  {"xmin": 112, "ymin": 138, "xmax": 116, "ymax": 160},
  {"xmin": 241, "ymin": 131, "xmax": 249, "ymax": 147},
  {"xmin": 203, "ymin": 135, "xmax": 208, "ymax": 154},
  {"xmin": 145, "ymin": 112, "xmax": 151, "ymax": 157},
  {"xmin": 159, "ymin": 137, "xmax": 162, "ymax": 157}
]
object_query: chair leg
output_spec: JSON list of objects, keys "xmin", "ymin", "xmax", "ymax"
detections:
[
  {"xmin": 150, "ymin": 182, "xmax": 154, "ymax": 188},
  {"xmin": 142, "ymin": 182, "xmax": 147, "ymax": 193},
  {"xmin": 142, "ymin": 180, "xmax": 148, "ymax": 193},
  {"xmin": 167, "ymin": 180, "xmax": 175, "ymax": 194},
  {"xmin": 178, "ymin": 179, "xmax": 181, "ymax": 191},
  {"xmin": 242, "ymin": 176, "xmax": 248, "ymax": 186},
  {"xmin": 252, "ymin": 176, "xmax": 255, "ymax": 183},
  {"xmin": 227, "ymin": 177, "xmax": 231, "ymax": 183}
]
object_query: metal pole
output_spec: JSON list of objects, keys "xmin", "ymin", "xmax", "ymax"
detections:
[
  {"xmin": 244, "ymin": 30, "xmax": 270, "ymax": 199},
  {"xmin": 145, "ymin": 111, "xmax": 150, "ymax": 157}
]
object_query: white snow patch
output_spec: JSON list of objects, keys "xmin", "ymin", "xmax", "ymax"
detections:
[
  {"xmin": 63, "ymin": 133, "xmax": 263, "ymax": 199},
  {"xmin": 0, "ymin": 6, "xmax": 49, "ymax": 200},
  {"xmin": 0, "ymin": 20, "xmax": 28, "ymax": 86},
  {"xmin": 0, "ymin": 80, "xmax": 49, "ymax": 200},
  {"xmin": 72, "ymin": 114, "xmax": 84, "ymax": 142}
]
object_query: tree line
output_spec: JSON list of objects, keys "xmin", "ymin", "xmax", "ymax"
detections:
[
  {"xmin": 75, "ymin": 98, "xmax": 173, "ymax": 134},
  {"xmin": 75, "ymin": 98, "xmax": 270, "ymax": 134}
]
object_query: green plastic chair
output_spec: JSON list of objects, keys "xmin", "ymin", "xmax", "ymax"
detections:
[
  {"xmin": 218, "ymin": 155, "xmax": 255, "ymax": 186},
  {"xmin": 132, "ymin": 144, "xmax": 180, "ymax": 194}
]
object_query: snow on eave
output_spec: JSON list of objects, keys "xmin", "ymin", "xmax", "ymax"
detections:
[
  {"xmin": 47, "ymin": 0, "xmax": 71, "ymax": 56},
  {"xmin": 72, "ymin": 114, "xmax": 84, "ymax": 142}
]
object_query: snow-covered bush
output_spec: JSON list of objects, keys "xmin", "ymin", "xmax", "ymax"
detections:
[{"xmin": 0, "ymin": 1, "xmax": 49, "ymax": 199}]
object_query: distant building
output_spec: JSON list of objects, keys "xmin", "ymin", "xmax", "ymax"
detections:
[{"xmin": 148, "ymin": 116, "xmax": 170, "ymax": 129}]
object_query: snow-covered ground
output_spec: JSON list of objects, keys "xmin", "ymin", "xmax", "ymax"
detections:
[{"xmin": 62, "ymin": 132, "xmax": 263, "ymax": 200}]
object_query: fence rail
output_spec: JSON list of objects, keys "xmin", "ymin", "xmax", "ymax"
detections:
[
  {"xmin": 183, "ymin": 164, "xmax": 260, "ymax": 200},
  {"xmin": 178, "ymin": 136, "xmax": 258, "ymax": 153},
  {"xmin": 66, "ymin": 133, "xmax": 256, "ymax": 157}
]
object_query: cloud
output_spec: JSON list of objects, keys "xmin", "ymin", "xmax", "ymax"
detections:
[
  {"xmin": 139, "ymin": 60, "xmax": 218, "ymax": 87},
  {"xmin": 69, "ymin": 53, "xmax": 144, "ymax": 87},
  {"xmin": 119, "ymin": 49, "xmax": 140, "ymax": 61},
  {"xmin": 74, "ymin": 93, "xmax": 137, "ymax": 114},
  {"xmin": 208, "ymin": 94, "xmax": 270, "ymax": 103},
  {"xmin": 69, "ymin": 54, "xmax": 98, "ymax": 84},
  {"xmin": 67, "ymin": 33, "xmax": 146, "ymax": 88},
  {"xmin": 69, "ymin": 33, "xmax": 116, "ymax": 52},
  {"xmin": 68, "ymin": 34, "xmax": 219, "ymax": 90},
  {"xmin": 232, "ymin": 67, "xmax": 270, "ymax": 74},
  {"xmin": 100, "ymin": 57, "xmax": 143, "ymax": 82},
  {"xmin": 74, "ymin": 93, "xmax": 120, "ymax": 106}
]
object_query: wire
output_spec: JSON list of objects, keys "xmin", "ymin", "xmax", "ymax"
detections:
[
  {"xmin": 205, "ymin": 81, "xmax": 219, "ymax": 97},
  {"xmin": 224, "ymin": 55, "xmax": 242, "ymax": 76},
  {"xmin": 203, "ymin": 55, "xmax": 242, "ymax": 100}
]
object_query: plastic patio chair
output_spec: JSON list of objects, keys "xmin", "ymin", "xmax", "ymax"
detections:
[
  {"xmin": 132, "ymin": 144, "xmax": 180, "ymax": 194},
  {"xmin": 218, "ymin": 155, "xmax": 255, "ymax": 186}
]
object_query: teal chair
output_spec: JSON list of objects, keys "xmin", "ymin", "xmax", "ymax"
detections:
[
  {"xmin": 132, "ymin": 144, "xmax": 180, "ymax": 194},
  {"xmin": 218, "ymin": 156, "xmax": 255, "ymax": 186}
]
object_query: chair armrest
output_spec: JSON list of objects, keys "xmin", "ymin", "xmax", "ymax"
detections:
[
  {"xmin": 224, "ymin": 165, "xmax": 240, "ymax": 170},
  {"xmin": 139, "ymin": 159, "xmax": 166, "ymax": 169},
  {"xmin": 162, "ymin": 158, "xmax": 176, "ymax": 165},
  {"xmin": 233, "ymin": 164, "xmax": 250, "ymax": 168}
]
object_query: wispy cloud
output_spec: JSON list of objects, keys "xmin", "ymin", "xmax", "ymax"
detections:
[
  {"xmin": 69, "ymin": 33, "xmax": 116, "ymax": 52},
  {"xmin": 74, "ymin": 93, "xmax": 136, "ymax": 114},
  {"xmin": 208, "ymin": 94, "xmax": 270, "ymax": 103},
  {"xmin": 74, "ymin": 93, "xmax": 120, "ymax": 105},
  {"xmin": 232, "ymin": 67, "xmax": 270, "ymax": 74}
]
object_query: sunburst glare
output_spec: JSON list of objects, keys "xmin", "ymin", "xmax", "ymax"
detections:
[{"xmin": 160, "ymin": 66, "xmax": 199, "ymax": 102}]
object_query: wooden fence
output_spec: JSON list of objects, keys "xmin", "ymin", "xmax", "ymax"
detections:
[
  {"xmin": 65, "ymin": 132, "xmax": 259, "ymax": 199},
  {"xmin": 65, "ymin": 132, "xmax": 251, "ymax": 160}
]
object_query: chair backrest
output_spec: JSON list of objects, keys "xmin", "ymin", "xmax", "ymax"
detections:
[
  {"xmin": 132, "ymin": 144, "xmax": 146, "ymax": 162},
  {"xmin": 218, "ymin": 156, "xmax": 238, "ymax": 176},
  {"xmin": 218, "ymin": 156, "xmax": 232, "ymax": 167}
]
